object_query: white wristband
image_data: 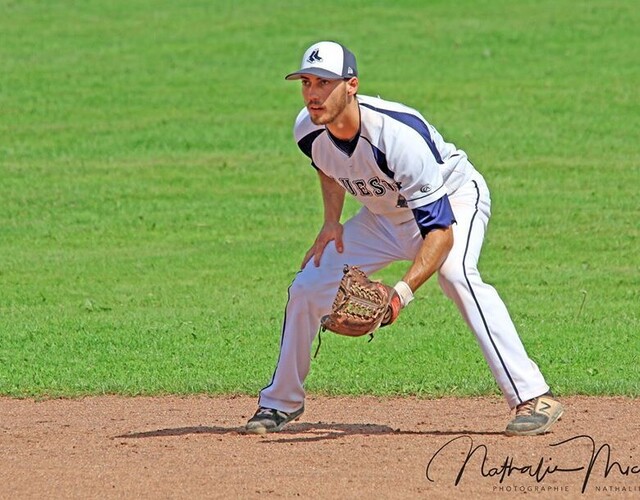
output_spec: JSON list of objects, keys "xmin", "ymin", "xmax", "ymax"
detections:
[{"xmin": 393, "ymin": 281, "xmax": 414, "ymax": 307}]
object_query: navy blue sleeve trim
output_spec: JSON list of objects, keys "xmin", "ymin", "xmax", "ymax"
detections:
[
  {"xmin": 411, "ymin": 195, "xmax": 456, "ymax": 237},
  {"xmin": 297, "ymin": 129, "xmax": 324, "ymax": 168}
]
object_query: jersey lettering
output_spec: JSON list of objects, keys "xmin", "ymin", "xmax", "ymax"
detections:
[
  {"xmin": 353, "ymin": 179, "xmax": 372, "ymax": 196},
  {"xmin": 368, "ymin": 177, "xmax": 386, "ymax": 196},
  {"xmin": 339, "ymin": 178, "xmax": 357, "ymax": 195},
  {"xmin": 338, "ymin": 176, "xmax": 399, "ymax": 198}
]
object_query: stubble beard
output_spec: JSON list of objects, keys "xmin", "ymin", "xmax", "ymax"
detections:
[{"xmin": 308, "ymin": 87, "xmax": 349, "ymax": 126}]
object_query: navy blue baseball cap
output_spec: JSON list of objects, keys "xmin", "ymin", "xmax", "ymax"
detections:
[{"xmin": 285, "ymin": 41, "xmax": 358, "ymax": 80}]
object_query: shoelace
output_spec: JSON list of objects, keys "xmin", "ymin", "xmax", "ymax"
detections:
[
  {"xmin": 515, "ymin": 399, "xmax": 536, "ymax": 417},
  {"xmin": 256, "ymin": 408, "xmax": 275, "ymax": 417}
]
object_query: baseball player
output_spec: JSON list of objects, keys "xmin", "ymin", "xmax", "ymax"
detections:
[{"xmin": 246, "ymin": 41, "xmax": 564, "ymax": 436}]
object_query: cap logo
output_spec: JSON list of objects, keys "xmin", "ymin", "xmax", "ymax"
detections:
[{"xmin": 307, "ymin": 49, "xmax": 323, "ymax": 64}]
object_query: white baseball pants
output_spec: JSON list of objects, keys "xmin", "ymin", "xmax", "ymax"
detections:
[{"xmin": 258, "ymin": 173, "xmax": 549, "ymax": 411}]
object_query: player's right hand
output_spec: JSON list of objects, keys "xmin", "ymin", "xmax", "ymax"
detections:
[{"xmin": 301, "ymin": 221, "xmax": 344, "ymax": 269}]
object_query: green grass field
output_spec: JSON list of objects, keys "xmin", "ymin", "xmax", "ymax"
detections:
[{"xmin": 1, "ymin": 0, "xmax": 638, "ymax": 398}]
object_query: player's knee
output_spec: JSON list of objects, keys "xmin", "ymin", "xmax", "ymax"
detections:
[
  {"xmin": 438, "ymin": 261, "xmax": 479, "ymax": 293},
  {"xmin": 292, "ymin": 264, "xmax": 346, "ymax": 304},
  {"xmin": 439, "ymin": 260, "xmax": 462, "ymax": 284},
  {"xmin": 290, "ymin": 271, "xmax": 329, "ymax": 298},
  {"xmin": 289, "ymin": 275, "xmax": 314, "ymax": 298}
]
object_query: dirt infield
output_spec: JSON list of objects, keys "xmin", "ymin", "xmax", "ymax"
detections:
[{"xmin": 1, "ymin": 395, "xmax": 638, "ymax": 499}]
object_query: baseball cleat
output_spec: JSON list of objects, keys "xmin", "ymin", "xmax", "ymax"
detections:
[
  {"xmin": 245, "ymin": 406, "xmax": 305, "ymax": 434},
  {"xmin": 505, "ymin": 393, "xmax": 564, "ymax": 436}
]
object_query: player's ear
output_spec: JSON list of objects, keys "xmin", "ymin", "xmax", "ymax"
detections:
[{"xmin": 345, "ymin": 77, "xmax": 359, "ymax": 96}]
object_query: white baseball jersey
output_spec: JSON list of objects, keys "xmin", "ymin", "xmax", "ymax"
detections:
[{"xmin": 294, "ymin": 94, "xmax": 478, "ymax": 222}]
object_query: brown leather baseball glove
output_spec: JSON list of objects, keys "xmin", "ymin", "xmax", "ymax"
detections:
[{"xmin": 320, "ymin": 265, "xmax": 402, "ymax": 337}]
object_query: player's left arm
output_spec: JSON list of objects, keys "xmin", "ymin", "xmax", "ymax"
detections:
[
  {"xmin": 402, "ymin": 225, "xmax": 453, "ymax": 292},
  {"xmin": 385, "ymin": 195, "xmax": 455, "ymax": 314},
  {"xmin": 381, "ymin": 224, "xmax": 453, "ymax": 327},
  {"xmin": 402, "ymin": 195, "xmax": 455, "ymax": 291}
]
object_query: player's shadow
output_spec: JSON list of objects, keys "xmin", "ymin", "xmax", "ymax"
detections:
[
  {"xmin": 115, "ymin": 422, "xmax": 502, "ymax": 443},
  {"xmin": 256, "ymin": 423, "xmax": 503, "ymax": 443}
]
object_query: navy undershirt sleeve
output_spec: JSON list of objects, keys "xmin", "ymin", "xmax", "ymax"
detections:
[{"xmin": 411, "ymin": 195, "xmax": 456, "ymax": 237}]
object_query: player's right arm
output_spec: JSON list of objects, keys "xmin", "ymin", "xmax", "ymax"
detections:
[{"xmin": 301, "ymin": 170, "xmax": 345, "ymax": 269}]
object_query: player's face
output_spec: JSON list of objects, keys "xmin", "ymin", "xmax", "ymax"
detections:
[{"xmin": 300, "ymin": 76, "xmax": 352, "ymax": 125}]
